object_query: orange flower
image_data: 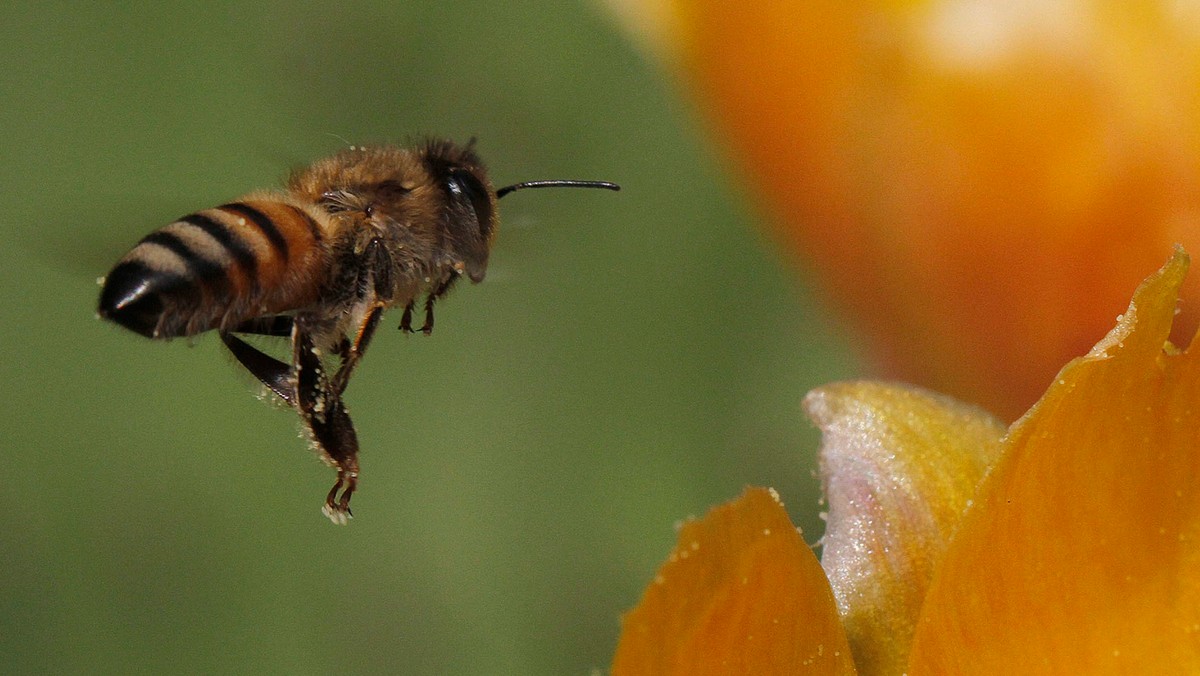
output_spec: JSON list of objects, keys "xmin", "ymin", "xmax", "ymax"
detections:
[
  {"xmin": 606, "ymin": 1, "xmax": 1200, "ymax": 420},
  {"xmin": 612, "ymin": 249, "xmax": 1200, "ymax": 674}
]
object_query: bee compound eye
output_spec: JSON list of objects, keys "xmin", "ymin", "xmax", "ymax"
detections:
[
  {"xmin": 446, "ymin": 169, "xmax": 494, "ymax": 240},
  {"xmin": 440, "ymin": 169, "xmax": 495, "ymax": 283}
]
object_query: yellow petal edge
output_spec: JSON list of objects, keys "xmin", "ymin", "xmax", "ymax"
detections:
[
  {"xmin": 613, "ymin": 487, "xmax": 857, "ymax": 675},
  {"xmin": 910, "ymin": 247, "xmax": 1200, "ymax": 673}
]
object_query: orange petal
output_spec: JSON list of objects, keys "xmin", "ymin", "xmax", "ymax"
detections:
[
  {"xmin": 805, "ymin": 382, "xmax": 1005, "ymax": 675},
  {"xmin": 909, "ymin": 248, "xmax": 1200, "ymax": 673},
  {"xmin": 613, "ymin": 487, "xmax": 857, "ymax": 675},
  {"xmin": 608, "ymin": 1, "xmax": 1200, "ymax": 421}
]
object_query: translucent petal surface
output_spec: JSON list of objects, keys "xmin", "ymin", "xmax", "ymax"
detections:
[
  {"xmin": 910, "ymin": 248, "xmax": 1200, "ymax": 673},
  {"xmin": 613, "ymin": 488, "xmax": 857, "ymax": 675},
  {"xmin": 805, "ymin": 382, "xmax": 1005, "ymax": 675}
]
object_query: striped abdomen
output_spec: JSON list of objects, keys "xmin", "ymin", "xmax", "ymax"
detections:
[{"xmin": 98, "ymin": 198, "xmax": 328, "ymax": 338}]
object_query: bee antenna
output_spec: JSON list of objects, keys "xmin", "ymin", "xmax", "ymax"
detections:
[{"xmin": 495, "ymin": 180, "xmax": 621, "ymax": 199}]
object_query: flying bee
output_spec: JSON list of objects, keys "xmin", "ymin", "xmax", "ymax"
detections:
[{"xmin": 97, "ymin": 139, "xmax": 619, "ymax": 524}]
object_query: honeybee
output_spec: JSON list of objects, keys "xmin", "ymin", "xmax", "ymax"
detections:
[{"xmin": 97, "ymin": 139, "xmax": 618, "ymax": 524}]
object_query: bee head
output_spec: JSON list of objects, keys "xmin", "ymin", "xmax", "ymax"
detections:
[{"xmin": 421, "ymin": 139, "xmax": 497, "ymax": 283}]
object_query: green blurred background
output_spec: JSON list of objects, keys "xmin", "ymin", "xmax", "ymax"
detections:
[{"xmin": 0, "ymin": 2, "xmax": 858, "ymax": 672}]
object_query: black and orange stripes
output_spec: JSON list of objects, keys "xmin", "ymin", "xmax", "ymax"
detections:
[{"xmin": 98, "ymin": 198, "xmax": 327, "ymax": 338}]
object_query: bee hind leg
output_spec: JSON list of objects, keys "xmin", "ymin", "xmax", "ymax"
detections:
[
  {"xmin": 323, "ymin": 464, "xmax": 358, "ymax": 525},
  {"xmin": 220, "ymin": 331, "xmax": 294, "ymax": 405},
  {"xmin": 295, "ymin": 326, "xmax": 360, "ymax": 524},
  {"xmin": 311, "ymin": 392, "xmax": 359, "ymax": 525},
  {"xmin": 219, "ymin": 315, "xmax": 298, "ymax": 403},
  {"xmin": 232, "ymin": 315, "xmax": 294, "ymax": 337}
]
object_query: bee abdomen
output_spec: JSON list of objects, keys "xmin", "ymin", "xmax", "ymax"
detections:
[{"xmin": 98, "ymin": 199, "xmax": 327, "ymax": 338}]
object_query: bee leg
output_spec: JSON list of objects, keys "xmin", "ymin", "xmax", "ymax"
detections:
[
  {"xmin": 294, "ymin": 327, "xmax": 359, "ymax": 524},
  {"xmin": 330, "ymin": 305, "xmax": 383, "ymax": 397},
  {"xmin": 326, "ymin": 234, "xmax": 389, "ymax": 393},
  {"xmin": 418, "ymin": 296, "xmax": 435, "ymax": 335},
  {"xmin": 231, "ymin": 315, "xmax": 294, "ymax": 337},
  {"xmin": 333, "ymin": 335, "xmax": 352, "ymax": 362},
  {"xmin": 360, "ymin": 237, "xmax": 393, "ymax": 300},
  {"xmin": 316, "ymin": 411, "xmax": 358, "ymax": 525},
  {"xmin": 297, "ymin": 238, "xmax": 389, "ymax": 522},
  {"xmin": 417, "ymin": 275, "xmax": 459, "ymax": 335},
  {"xmin": 220, "ymin": 331, "xmax": 294, "ymax": 405},
  {"xmin": 399, "ymin": 301, "xmax": 416, "ymax": 333}
]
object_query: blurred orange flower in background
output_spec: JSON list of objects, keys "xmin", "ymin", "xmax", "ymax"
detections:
[
  {"xmin": 612, "ymin": 249, "xmax": 1200, "ymax": 674},
  {"xmin": 606, "ymin": 0, "xmax": 1200, "ymax": 420}
]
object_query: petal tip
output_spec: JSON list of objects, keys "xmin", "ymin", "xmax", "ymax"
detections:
[{"xmin": 1086, "ymin": 246, "xmax": 1188, "ymax": 359}]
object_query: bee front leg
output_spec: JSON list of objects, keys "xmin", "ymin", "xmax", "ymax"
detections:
[
  {"xmin": 417, "ymin": 274, "xmax": 459, "ymax": 335},
  {"xmin": 294, "ymin": 326, "xmax": 359, "ymax": 524},
  {"xmin": 399, "ymin": 301, "xmax": 417, "ymax": 333}
]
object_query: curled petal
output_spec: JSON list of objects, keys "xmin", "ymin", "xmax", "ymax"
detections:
[
  {"xmin": 806, "ymin": 382, "xmax": 1005, "ymax": 675},
  {"xmin": 613, "ymin": 487, "xmax": 856, "ymax": 675},
  {"xmin": 910, "ymin": 248, "xmax": 1200, "ymax": 673}
]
